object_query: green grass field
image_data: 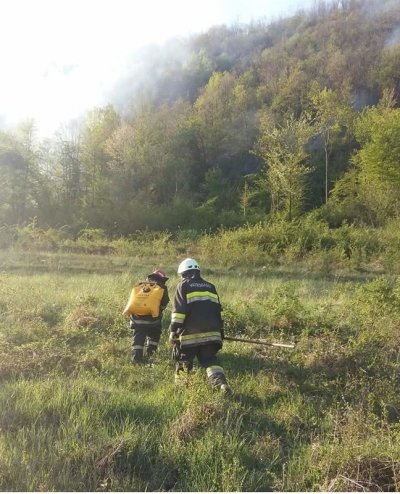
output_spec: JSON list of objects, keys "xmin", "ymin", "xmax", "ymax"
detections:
[{"xmin": 0, "ymin": 250, "xmax": 399, "ymax": 491}]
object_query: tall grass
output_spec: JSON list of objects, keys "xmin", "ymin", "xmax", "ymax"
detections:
[
  {"xmin": 0, "ymin": 250, "xmax": 399, "ymax": 491},
  {"xmin": 2, "ymin": 216, "xmax": 400, "ymax": 274}
]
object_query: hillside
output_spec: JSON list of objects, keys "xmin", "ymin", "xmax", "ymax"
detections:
[{"xmin": 1, "ymin": 0, "xmax": 400, "ymax": 234}]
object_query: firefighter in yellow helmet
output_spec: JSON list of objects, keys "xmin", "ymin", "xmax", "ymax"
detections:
[{"xmin": 169, "ymin": 258, "xmax": 231, "ymax": 393}]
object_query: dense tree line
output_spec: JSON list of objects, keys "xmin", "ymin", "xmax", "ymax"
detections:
[{"xmin": 1, "ymin": 0, "xmax": 400, "ymax": 235}]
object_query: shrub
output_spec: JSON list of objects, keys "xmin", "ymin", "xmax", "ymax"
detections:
[{"xmin": 261, "ymin": 282, "xmax": 310, "ymax": 334}]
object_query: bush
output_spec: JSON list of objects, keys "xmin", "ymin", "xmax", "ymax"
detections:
[{"xmin": 261, "ymin": 282, "xmax": 310, "ymax": 334}]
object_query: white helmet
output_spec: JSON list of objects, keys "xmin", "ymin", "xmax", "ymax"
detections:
[{"xmin": 177, "ymin": 258, "xmax": 200, "ymax": 275}]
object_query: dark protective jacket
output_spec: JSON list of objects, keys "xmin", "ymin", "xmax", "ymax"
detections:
[
  {"xmin": 129, "ymin": 280, "xmax": 169, "ymax": 330},
  {"xmin": 169, "ymin": 273, "xmax": 223, "ymax": 348}
]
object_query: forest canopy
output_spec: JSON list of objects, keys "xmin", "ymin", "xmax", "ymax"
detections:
[{"xmin": 1, "ymin": 0, "xmax": 400, "ymax": 235}]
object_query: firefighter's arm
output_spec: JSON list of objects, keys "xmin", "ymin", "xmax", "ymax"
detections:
[
  {"xmin": 169, "ymin": 282, "xmax": 186, "ymax": 343},
  {"xmin": 160, "ymin": 286, "xmax": 170, "ymax": 313},
  {"xmin": 218, "ymin": 294, "xmax": 224, "ymax": 340}
]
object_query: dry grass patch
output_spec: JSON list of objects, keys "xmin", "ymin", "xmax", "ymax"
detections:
[
  {"xmin": 66, "ymin": 304, "xmax": 99, "ymax": 329},
  {"xmin": 325, "ymin": 457, "xmax": 400, "ymax": 492},
  {"xmin": 170, "ymin": 403, "xmax": 219, "ymax": 443},
  {"xmin": 0, "ymin": 342, "xmax": 76, "ymax": 380}
]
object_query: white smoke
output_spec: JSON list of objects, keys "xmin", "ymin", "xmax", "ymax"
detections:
[
  {"xmin": 387, "ymin": 25, "xmax": 400, "ymax": 48},
  {"xmin": 0, "ymin": 0, "xmax": 319, "ymax": 139}
]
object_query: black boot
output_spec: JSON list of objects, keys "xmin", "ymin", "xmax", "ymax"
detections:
[
  {"xmin": 206, "ymin": 365, "xmax": 232, "ymax": 393},
  {"xmin": 146, "ymin": 342, "xmax": 158, "ymax": 359},
  {"xmin": 131, "ymin": 348, "xmax": 144, "ymax": 364}
]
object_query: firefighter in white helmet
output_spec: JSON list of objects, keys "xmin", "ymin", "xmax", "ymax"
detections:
[{"xmin": 169, "ymin": 258, "xmax": 231, "ymax": 393}]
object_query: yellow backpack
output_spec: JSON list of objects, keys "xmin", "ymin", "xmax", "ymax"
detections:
[{"xmin": 123, "ymin": 282, "xmax": 164, "ymax": 317}]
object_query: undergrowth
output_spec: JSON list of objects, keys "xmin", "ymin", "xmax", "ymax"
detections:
[{"xmin": 2, "ymin": 215, "xmax": 400, "ymax": 275}]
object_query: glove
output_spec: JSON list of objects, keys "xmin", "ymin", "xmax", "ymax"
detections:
[
  {"xmin": 169, "ymin": 331, "xmax": 177, "ymax": 345},
  {"xmin": 172, "ymin": 343, "xmax": 180, "ymax": 361}
]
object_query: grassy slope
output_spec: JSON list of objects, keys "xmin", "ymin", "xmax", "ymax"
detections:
[{"xmin": 0, "ymin": 251, "xmax": 399, "ymax": 491}]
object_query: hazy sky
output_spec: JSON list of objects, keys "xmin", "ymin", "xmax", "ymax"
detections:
[{"xmin": 0, "ymin": 0, "xmax": 316, "ymax": 137}]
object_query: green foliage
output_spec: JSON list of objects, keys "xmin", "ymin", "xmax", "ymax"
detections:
[
  {"xmin": 2, "ymin": 2, "xmax": 400, "ymax": 231},
  {"xmin": 198, "ymin": 213, "xmax": 400, "ymax": 274},
  {"xmin": 308, "ymin": 85, "xmax": 354, "ymax": 202},
  {"xmin": 261, "ymin": 282, "xmax": 310, "ymax": 334},
  {"xmin": 351, "ymin": 97, "xmax": 400, "ymax": 222},
  {"xmin": 3, "ymin": 214, "xmax": 400, "ymax": 278},
  {"xmin": 11, "ymin": 220, "xmax": 67, "ymax": 251},
  {"xmin": 254, "ymin": 112, "xmax": 313, "ymax": 220}
]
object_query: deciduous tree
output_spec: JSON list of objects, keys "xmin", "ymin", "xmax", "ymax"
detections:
[
  {"xmin": 254, "ymin": 112, "xmax": 313, "ymax": 220},
  {"xmin": 309, "ymin": 86, "xmax": 353, "ymax": 202}
]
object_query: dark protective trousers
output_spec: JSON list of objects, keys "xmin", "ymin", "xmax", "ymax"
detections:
[
  {"xmin": 131, "ymin": 325, "xmax": 162, "ymax": 362},
  {"xmin": 175, "ymin": 343, "xmax": 228, "ymax": 388}
]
